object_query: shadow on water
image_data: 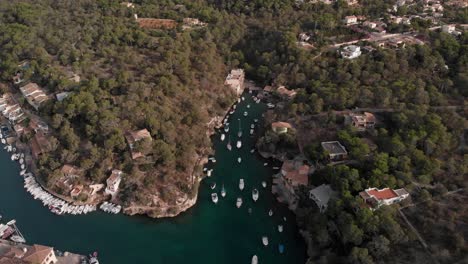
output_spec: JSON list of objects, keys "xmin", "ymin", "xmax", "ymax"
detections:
[{"xmin": 0, "ymin": 92, "xmax": 306, "ymax": 264}]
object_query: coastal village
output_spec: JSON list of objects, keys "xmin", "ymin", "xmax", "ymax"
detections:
[{"xmin": 0, "ymin": 0, "xmax": 466, "ymax": 263}]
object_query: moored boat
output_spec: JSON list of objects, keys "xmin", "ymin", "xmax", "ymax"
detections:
[
  {"xmin": 243, "ymin": 111, "xmax": 248, "ymax": 116},
  {"xmin": 268, "ymin": 209, "xmax": 273, "ymax": 216},
  {"xmin": 252, "ymin": 189, "xmax": 259, "ymax": 202},
  {"xmin": 250, "ymin": 129, "xmax": 254, "ymax": 135},
  {"xmin": 237, "ymin": 157, "xmax": 242, "ymax": 163},
  {"xmin": 262, "ymin": 236, "xmax": 269, "ymax": 246},
  {"xmin": 210, "ymin": 182, "xmax": 216, "ymax": 190},
  {"xmin": 236, "ymin": 197, "xmax": 243, "ymax": 208},
  {"xmin": 221, "ymin": 184, "xmax": 226, "ymax": 197},
  {"xmin": 278, "ymin": 225, "xmax": 283, "ymax": 233},
  {"xmin": 211, "ymin": 193, "xmax": 218, "ymax": 204},
  {"xmin": 279, "ymin": 244, "xmax": 284, "ymax": 254},
  {"xmin": 261, "ymin": 181, "xmax": 267, "ymax": 188},
  {"xmin": 251, "ymin": 255, "xmax": 258, "ymax": 264},
  {"xmin": 239, "ymin": 179, "xmax": 244, "ymax": 191},
  {"xmin": 236, "ymin": 140, "xmax": 242, "ymax": 148},
  {"xmin": 220, "ymin": 133, "xmax": 225, "ymax": 141}
]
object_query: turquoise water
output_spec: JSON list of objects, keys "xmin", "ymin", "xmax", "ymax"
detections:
[{"xmin": 0, "ymin": 93, "xmax": 306, "ymax": 264}]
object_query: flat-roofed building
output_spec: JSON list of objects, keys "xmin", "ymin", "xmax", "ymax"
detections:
[
  {"xmin": 321, "ymin": 141, "xmax": 348, "ymax": 161},
  {"xmin": 309, "ymin": 184, "xmax": 336, "ymax": 212}
]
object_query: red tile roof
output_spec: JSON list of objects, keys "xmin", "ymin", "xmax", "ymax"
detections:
[
  {"xmin": 367, "ymin": 188, "xmax": 398, "ymax": 200},
  {"xmin": 271, "ymin": 122, "xmax": 292, "ymax": 129}
]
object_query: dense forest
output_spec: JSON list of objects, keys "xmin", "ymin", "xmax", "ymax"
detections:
[{"xmin": 0, "ymin": 0, "xmax": 466, "ymax": 262}]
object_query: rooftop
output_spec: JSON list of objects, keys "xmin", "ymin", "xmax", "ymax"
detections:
[
  {"xmin": 321, "ymin": 141, "xmax": 347, "ymax": 155},
  {"xmin": 281, "ymin": 160, "xmax": 310, "ymax": 186},
  {"xmin": 271, "ymin": 122, "xmax": 292, "ymax": 129}
]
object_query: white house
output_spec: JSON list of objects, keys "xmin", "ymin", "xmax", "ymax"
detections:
[
  {"xmin": 105, "ymin": 169, "xmax": 123, "ymax": 196},
  {"xmin": 224, "ymin": 69, "xmax": 245, "ymax": 96},
  {"xmin": 359, "ymin": 187, "xmax": 409, "ymax": 210},
  {"xmin": 341, "ymin": 45, "xmax": 362, "ymax": 59},
  {"xmin": 343, "ymin": 16, "xmax": 358, "ymax": 26}
]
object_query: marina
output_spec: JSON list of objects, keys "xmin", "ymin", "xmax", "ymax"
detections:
[{"xmin": 0, "ymin": 92, "xmax": 306, "ymax": 264}]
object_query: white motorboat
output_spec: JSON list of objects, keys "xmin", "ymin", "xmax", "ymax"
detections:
[
  {"xmin": 247, "ymin": 104, "xmax": 250, "ymax": 108},
  {"xmin": 262, "ymin": 236, "xmax": 269, "ymax": 246},
  {"xmin": 207, "ymin": 169, "xmax": 213, "ymax": 177},
  {"xmin": 254, "ymin": 119, "xmax": 258, "ymax": 123},
  {"xmin": 1, "ymin": 139, "xmax": 5, "ymax": 144},
  {"xmin": 268, "ymin": 209, "xmax": 273, "ymax": 216},
  {"xmin": 241, "ymin": 96, "xmax": 245, "ymax": 101},
  {"xmin": 251, "ymin": 255, "xmax": 258, "ymax": 264},
  {"xmin": 250, "ymin": 129, "xmax": 254, "ymax": 135},
  {"xmin": 250, "ymin": 124, "xmax": 255, "ymax": 129},
  {"xmin": 224, "ymin": 126, "xmax": 229, "ymax": 133},
  {"xmin": 210, "ymin": 182, "xmax": 216, "ymax": 190},
  {"xmin": 243, "ymin": 111, "xmax": 248, "ymax": 116},
  {"xmin": 252, "ymin": 189, "xmax": 259, "ymax": 202},
  {"xmin": 19, "ymin": 158, "xmax": 24, "ymax": 164},
  {"xmin": 278, "ymin": 225, "xmax": 283, "ymax": 233},
  {"xmin": 10, "ymin": 235, "xmax": 26, "ymax": 243},
  {"xmin": 237, "ymin": 157, "xmax": 242, "ymax": 163},
  {"xmin": 20, "ymin": 164, "xmax": 25, "ymax": 170},
  {"xmin": 236, "ymin": 140, "xmax": 242, "ymax": 148},
  {"xmin": 203, "ymin": 167, "xmax": 208, "ymax": 172},
  {"xmin": 237, "ymin": 119, "xmax": 242, "ymax": 138},
  {"xmin": 239, "ymin": 179, "xmax": 244, "ymax": 191},
  {"xmin": 263, "ymin": 163, "xmax": 268, "ymax": 166},
  {"xmin": 211, "ymin": 193, "xmax": 218, "ymax": 204},
  {"xmin": 267, "ymin": 103, "xmax": 275, "ymax": 109},
  {"xmin": 250, "ymin": 149, "xmax": 255, "ymax": 153},
  {"xmin": 221, "ymin": 133, "xmax": 225, "ymax": 141},
  {"xmin": 236, "ymin": 197, "xmax": 243, "ymax": 208},
  {"xmin": 227, "ymin": 136, "xmax": 232, "ymax": 151},
  {"xmin": 261, "ymin": 181, "xmax": 267, "ymax": 188},
  {"xmin": 221, "ymin": 184, "xmax": 226, "ymax": 197},
  {"xmin": 238, "ymin": 98, "xmax": 241, "ymax": 103}
]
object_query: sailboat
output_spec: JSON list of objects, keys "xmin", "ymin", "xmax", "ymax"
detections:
[
  {"xmin": 239, "ymin": 179, "xmax": 244, "ymax": 190},
  {"xmin": 252, "ymin": 189, "xmax": 259, "ymax": 202},
  {"xmin": 221, "ymin": 133, "xmax": 225, "ymax": 141},
  {"xmin": 251, "ymin": 255, "xmax": 258, "ymax": 264},
  {"xmin": 221, "ymin": 184, "xmax": 226, "ymax": 197},
  {"xmin": 211, "ymin": 193, "xmax": 218, "ymax": 204},
  {"xmin": 227, "ymin": 136, "xmax": 232, "ymax": 151},
  {"xmin": 237, "ymin": 119, "xmax": 242, "ymax": 138},
  {"xmin": 236, "ymin": 197, "xmax": 243, "ymax": 208}
]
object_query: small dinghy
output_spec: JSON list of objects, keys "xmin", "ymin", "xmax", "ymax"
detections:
[
  {"xmin": 250, "ymin": 149, "xmax": 255, "ymax": 153},
  {"xmin": 252, "ymin": 189, "xmax": 259, "ymax": 202},
  {"xmin": 254, "ymin": 119, "xmax": 258, "ymax": 123},
  {"xmin": 263, "ymin": 163, "xmax": 268, "ymax": 166},
  {"xmin": 1, "ymin": 139, "xmax": 5, "ymax": 144},
  {"xmin": 268, "ymin": 209, "xmax": 273, "ymax": 216},
  {"xmin": 224, "ymin": 126, "xmax": 229, "ymax": 132},
  {"xmin": 278, "ymin": 244, "xmax": 285, "ymax": 254},
  {"xmin": 247, "ymin": 104, "xmax": 250, "ymax": 108},
  {"xmin": 203, "ymin": 167, "xmax": 208, "ymax": 172},
  {"xmin": 262, "ymin": 236, "xmax": 269, "ymax": 246},
  {"xmin": 261, "ymin": 181, "xmax": 267, "ymax": 188},
  {"xmin": 251, "ymin": 255, "xmax": 258, "ymax": 264},
  {"xmin": 220, "ymin": 134, "xmax": 225, "ymax": 141},
  {"xmin": 250, "ymin": 124, "xmax": 255, "ymax": 129},
  {"xmin": 236, "ymin": 197, "xmax": 243, "ymax": 208},
  {"xmin": 236, "ymin": 140, "xmax": 242, "ymax": 148},
  {"xmin": 210, "ymin": 182, "xmax": 216, "ymax": 190},
  {"xmin": 239, "ymin": 179, "xmax": 244, "ymax": 191},
  {"xmin": 221, "ymin": 184, "xmax": 226, "ymax": 197},
  {"xmin": 250, "ymin": 129, "xmax": 254, "ymax": 135},
  {"xmin": 237, "ymin": 157, "xmax": 242, "ymax": 163},
  {"xmin": 211, "ymin": 193, "xmax": 218, "ymax": 204},
  {"xmin": 241, "ymin": 96, "xmax": 245, "ymax": 101},
  {"xmin": 207, "ymin": 169, "xmax": 213, "ymax": 177},
  {"xmin": 278, "ymin": 225, "xmax": 283, "ymax": 233}
]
